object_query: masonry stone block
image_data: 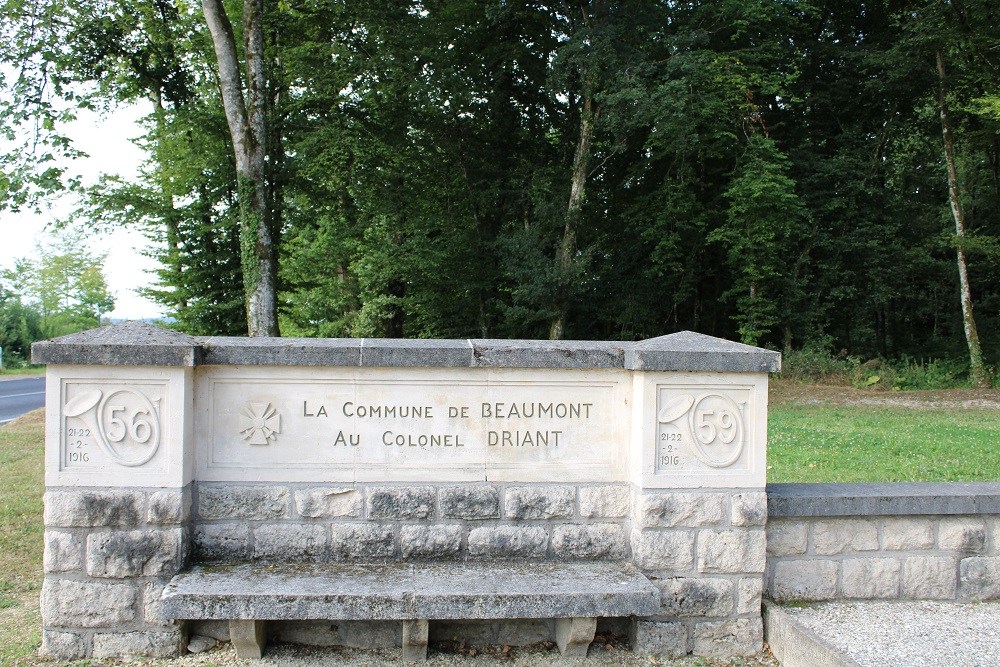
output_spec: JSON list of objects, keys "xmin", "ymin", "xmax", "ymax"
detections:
[
  {"xmin": 731, "ymin": 492, "xmax": 768, "ymax": 527},
  {"xmin": 92, "ymin": 630, "xmax": 183, "ymax": 658},
  {"xmin": 698, "ymin": 529, "xmax": 766, "ymax": 574},
  {"xmin": 504, "ymin": 486, "xmax": 575, "ymax": 520},
  {"xmin": 254, "ymin": 523, "xmax": 327, "ymax": 560},
  {"xmin": 842, "ymin": 558, "xmax": 901, "ymax": 599},
  {"xmin": 44, "ymin": 490, "xmax": 144, "ymax": 527},
  {"xmin": 329, "ymin": 523, "xmax": 394, "ymax": 560},
  {"xmin": 640, "ymin": 492, "xmax": 726, "ymax": 528},
  {"xmin": 766, "ymin": 519, "xmax": 808, "ymax": 556},
  {"xmin": 366, "ymin": 486, "xmax": 435, "ymax": 520},
  {"xmin": 551, "ymin": 523, "xmax": 626, "ymax": 559},
  {"xmin": 770, "ymin": 559, "xmax": 837, "ymax": 601},
  {"xmin": 400, "ymin": 525, "xmax": 463, "ymax": 559},
  {"xmin": 881, "ymin": 518, "xmax": 935, "ymax": 551},
  {"xmin": 631, "ymin": 529, "xmax": 695, "ymax": 571},
  {"xmin": 198, "ymin": 486, "xmax": 289, "ymax": 520},
  {"xmin": 295, "ymin": 487, "xmax": 362, "ymax": 518},
  {"xmin": 939, "ymin": 518, "xmax": 987, "ymax": 554},
  {"xmin": 87, "ymin": 528, "xmax": 185, "ymax": 578},
  {"xmin": 42, "ymin": 578, "xmax": 137, "ymax": 627},
  {"xmin": 468, "ymin": 526, "xmax": 548, "ymax": 558},
  {"xmin": 147, "ymin": 490, "xmax": 189, "ymax": 525},
  {"xmin": 902, "ymin": 556, "xmax": 958, "ymax": 599},
  {"xmin": 143, "ymin": 579, "xmax": 174, "ymax": 626},
  {"xmin": 193, "ymin": 523, "xmax": 250, "ymax": 561},
  {"xmin": 657, "ymin": 577, "xmax": 734, "ymax": 617},
  {"xmin": 439, "ymin": 486, "xmax": 500, "ymax": 519},
  {"xmin": 737, "ymin": 577, "xmax": 764, "ymax": 615},
  {"xmin": 812, "ymin": 519, "xmax": 878, "ymax": 555},
  {"xmin": 579, "ymin": 485, "xmax": 630, "ymax": 518},
  {"xmin": 630, "ymin": 620, "xmax": 687, "ymax": 657},
  {"xmin": 43, "ymin": 530, "xmax": 83, "ymax": 573},
  {"xmin": 693, "ymin": 618, "xmax": 763, "ymax": 658},
  {"xmin": 40, "ymin": 630, "xmax": 87, "ymax": 660},
  {"xmin": 959, "ymin": 556, "xmax": 1000, "ymax": 600}
]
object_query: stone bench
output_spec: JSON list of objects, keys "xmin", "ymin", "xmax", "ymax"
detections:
[{"xmin": 161, "ymin": 561, "xmax": 660, "ymax": 660}]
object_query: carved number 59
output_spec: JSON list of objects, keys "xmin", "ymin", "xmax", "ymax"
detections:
[{"xmin": 695, "ymin": 409, "xmax": 737, "ymax": 445}]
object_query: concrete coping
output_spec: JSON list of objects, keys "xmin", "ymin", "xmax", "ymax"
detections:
[
  {"xmin": 767, "ymin": 482, "xmax": 1000, "ymax": 517},
  {"xmin": 31, "ymin": 321, "xmax": 781, "ymax": 373}
]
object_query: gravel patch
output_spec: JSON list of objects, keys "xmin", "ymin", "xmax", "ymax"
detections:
[{"xmin": 783, "ymin": 600, "xmax": 1000, "ymax": 667}]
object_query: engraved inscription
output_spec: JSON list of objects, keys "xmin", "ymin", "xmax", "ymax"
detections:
[
  {"xmin": 62, "ymin": 385, "xmax": 162, "ymax": 468},
  {"xmin": 240, "ymin": 402, "xmax": 281, "ymax": 445},
  {"xmin": 656, "ymin": 387, "xmax": 750, "ymax": 473}
]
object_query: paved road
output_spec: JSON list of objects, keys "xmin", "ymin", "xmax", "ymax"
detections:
[{"xmin": 0, "ymin": 376, "xmax": 46, "ymax": 425}]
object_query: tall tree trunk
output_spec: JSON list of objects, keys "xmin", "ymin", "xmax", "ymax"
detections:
[
  {"xmin": 936, "ymin": 48, "xmax": 986, "ymax": 386},
  {"xmin": 202, "ymin": 0, "xmax": 279, "ymax": 336},
  {"xmin": 549, "ymin": 91, "xmax": 594, "ymax": 340}
]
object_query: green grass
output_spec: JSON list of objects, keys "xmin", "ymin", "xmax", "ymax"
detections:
[
  {"xmin": 0, "ymin": 409, "xmax": 45, "ymax": 666},
  {"xmin": 0, "ymin": 366, "xmax": 44, "ymax": 377},
  {"xmin": 768, "ymin": 403, "xmax": 1000, "ymax": 482}
]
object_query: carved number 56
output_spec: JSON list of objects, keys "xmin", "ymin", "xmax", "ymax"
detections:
[{"xmin": 105, "ymin": 406, "xmax": 154, "ymax": 444}]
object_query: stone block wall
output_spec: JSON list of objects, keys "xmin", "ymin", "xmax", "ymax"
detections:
[
  {"xmin": 630, "ymin": 489, "xmax": 766, "ymax": 658},
  {"xmin": 40, "ymin": 486, "xmax": 192, "ymax": 660},
  {"xmin": 765, "ymin": 484, "xmax": 1000, "ymax": 603}
]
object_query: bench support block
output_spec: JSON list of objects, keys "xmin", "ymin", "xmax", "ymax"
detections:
[
  {"xmin": 402, "ymin": 619, "xmax": 429, "ymax": 662},
  {"xmin": 230, "ymin": 619, "xmax": 267, "ymax": 659},
  {"xmin": 555, "ymin": 616, "xmax": 597, "ymax": 657}
]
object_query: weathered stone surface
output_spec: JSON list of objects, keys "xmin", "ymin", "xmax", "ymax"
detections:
[
  {"xmin": 959, "ymin": 556, "xmax": 1000, "ymax": 600},
  {"xmin": 737, "ymin": 577, "xmax": 764, "ymax": 615},
  {"xmin": 630, "ymin": 620, "xmax": 687, "ymax": 657},
  {"xmin": 902, "ymin": 556, "xmax": 958, "ymax": 599},
  {"xmin": 842, "ymin": 558, "xmax": 901, "ymax": 599},
  {"xmin": 625, "ymin": 330, "xmax": 780, "ymax": 372},
  {"xmin": 882, "ymin": 518, "xmax": 935, "ymax": 550},
  {"xmin": 631, "ymin": 530, "xmax": 695, "ymax": 571},
  {"xmin": 693, "ymin": 618, "xmax": 763, "ymax": 658},
  {"xmin": 330, "ymin": 524, "xmax": 394, "ymax": 560},
  {"xmin": 400, "ymin": 525, "xmax": 463, "ymax": 559},
  {"xmin": 657, "ymin": 577, "xmax": 734, "ymax": 618},
  {"xmin": 769, "ymin": 559, "xmax": 837, "ymax": 601},
  {"xmin": 147, "ymin": 490, "xmax": 189, "ymax": 525},
  {"xmin": 812, "ymin": 519, "xmax": 878, "ymax": 555},
  {"xmin": 366, "ymin": 487, "xmax": 435, "ymax": 520},
  {"xmin": 190, "ymin": 620, "xmax": 230, "ymax": 642},
  {"xmin": 144, "ymin": 580, "xmax": 174, "ymax": 626},
  {"xmin": 766, "ymin": 519, "xmax": 807, "ymax": 556},
  {"xmin": 197, "ymin": 486, "xmax": 289, "ymax": 520},
  {"xmin": 641, "ymin": 492, "xmax": 726, "ymax": 528},
  {"xmin": 698, "ymin": 529, "xmax": 766, "ymax": 574},
  {"xmin": 274, "ymin": 619, "xmax": 398, "ymax": 648},
  {"xmin": 551, "ymin": 523, "xmax": 626, "ymax": 559},
  {"xmin": 504, "ymin": 486, "xmax": 574, "ymax": 520},
  {"xmin": 579, "ymin": 486, "xmax": 630, "ymax": 519},
  {"xmin": 161, "ymin": 562, "xmax": 660, "ymax": 621},
  {"xmin": 199, "ymin": 335, "xmax": 362, "ymax": 366},
  {"xmin": 439, "ymin": 486, "xmax": 500, "ymax": 520},
  {"xmin": 44, "ymin": 490, "xmax": 144, "ymax": 527},
  {"xmin": 471, "ymin": 339, "xmax": 624, "ymax": 369},
  {"xmin": 42, "ymin": 578, "xmax": 137, "ymax": 627},
  {"xmin": 732, "ymin": 492, "xmax": 768, "ymax": 527},
  {"xmin": 767, "ymin": 482, "xmax": 1000, "ymax": 517},
  {"xmin": 939, "ymin": 518, "xmax": 987, "ymax": 553},
  {"xmin": 44, "ymin": 530, "xmax": 83, "ymax": 573},
  {"xmin": 467, "ymin": 526, "xmax": 548, "ymax": 559},
  {"xmin": 32, "ymin": 320, "xmax": 201, "ymax": 366},
  {"xmin": 40, "ymin": 630, "xmax": 87, "ymax": 660},
  {"xmin": 295, "ymin": 487, "xmax": 362, "ymax": 518},
  {"xmin": 254, "ymin": 524, "xmax": 327, "ymax": 561},
  {"xmin": 193, "ymin": 524, "xmax": 250, "ymax": 561},
  {"xmin": 92, "ymin": 630, "xmax": 183, "ymax": 658},
  {"xmin": 187, "ymin": 635, "xmax": 218, "ymax": 653},
  {"xmin": 87, "ymin": 528, "xmax": 185, "ymax": 578}
]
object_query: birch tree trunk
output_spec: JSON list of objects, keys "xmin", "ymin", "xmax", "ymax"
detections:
[
  {"xmin": 549, "ymin": 91, "xmax": 594, "ymax": 340},
  {"xmin": 936, "ymin": 48, "xmax": 986, "ymax": 386},
  {"xmin": 202, "ymin": 0, "xmax": 279, "ymax": 336}
]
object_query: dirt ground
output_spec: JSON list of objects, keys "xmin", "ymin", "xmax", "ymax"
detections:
[{"xmin": 770, "ymin": 379, "xmax": 1000, "ymax": 410}]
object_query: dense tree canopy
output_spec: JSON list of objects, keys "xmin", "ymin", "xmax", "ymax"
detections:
[{"xmin": 2, "ymin": 0, "xmax": 999, "ymax": 378}]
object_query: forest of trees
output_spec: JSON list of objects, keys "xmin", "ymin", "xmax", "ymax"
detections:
[{"xmin": 1, "ymin": 1, "xmax": 998, "ymax": 380}]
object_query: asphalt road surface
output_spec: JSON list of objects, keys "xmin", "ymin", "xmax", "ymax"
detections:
[{"xmin": 0, "ymin": 376, "xmax": 45, "ymax": 425}]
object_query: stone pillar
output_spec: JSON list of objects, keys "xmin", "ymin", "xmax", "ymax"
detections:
[
  {"xmin": 625, "ymin": 333, "xmax": 777, "ymax": 658},
  {"xmin": 34, "ymin": 323, "xmax": 197, "ymax": 659}
]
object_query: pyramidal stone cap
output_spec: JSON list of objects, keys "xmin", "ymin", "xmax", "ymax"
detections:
[{"xmin": 32, "ymin": 322, "xmax": 780, "ymax": 372}]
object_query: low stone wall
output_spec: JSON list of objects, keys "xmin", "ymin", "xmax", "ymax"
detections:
[{"xmin": 765, "ymin": 483, "xmax": 1000, "ymax": 603}]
